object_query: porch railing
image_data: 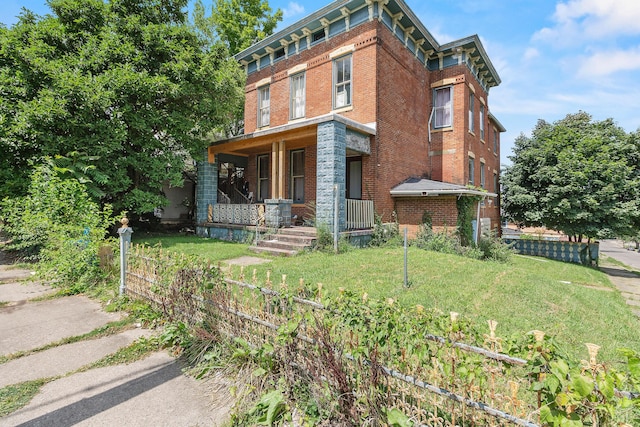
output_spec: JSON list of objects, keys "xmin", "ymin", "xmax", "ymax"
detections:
[
  {"xmin": 210, "ymin": 203, "xmax": 264, "ymax": 225},
  {"xmin": 346, "ymin": 199, "xmax": 374, "ymax": 229}
]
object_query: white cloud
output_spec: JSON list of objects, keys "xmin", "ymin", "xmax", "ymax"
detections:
[
  {"xmin": 282, "ymin": 2, "xmax": 305, "ymax": 19},
  {"xmin": 534, "ymin": 0, "xmax": 640, "ymax": 44},
  {"xmin": 576, "ymin": 47, "xmax": 640, "ymax": 78},
  {"xmin": 523, "ymin": 47, "xmax": 540, "ymax": 62}
]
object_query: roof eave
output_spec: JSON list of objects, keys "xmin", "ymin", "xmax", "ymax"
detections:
[
  {"xmin": 441, "ymin": 34, "xmax": 501, "ymax": 87},
  {"xmin": 390, "ymin": 189, "xmax": 498, "ymax": 198},
  {"xmin": 394, "ymin": 0, "xmax": 441, "ymax": 51},
  {"xmin": 488, "ymin": 112, "xmax": 506, "ymax": 132},
  {"xmin": 234, "ymin": 0, "xmax": 353, "ymax": 63}
]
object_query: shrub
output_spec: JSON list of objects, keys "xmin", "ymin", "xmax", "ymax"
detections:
[
  {"xmin": 369, "ymin": 212, "xmax": 401, "ymax": 247},
  {"xmin": 413, "ymin": 225, "xmax": 511, "ymax": 262},
  {"xmin": 313, "ymin": 225, "xmax": 353, "ymax": 253},
  {"xmin": 477, "ymin": 236, "xmax": 514, "ymax": 262},
  {"xmin": 0, "ymin": 165, "xmax": 115, "ymax": 289},
  {"xmin": 414, "ymin": 224, "xmax": 461, "ymax": 254}
]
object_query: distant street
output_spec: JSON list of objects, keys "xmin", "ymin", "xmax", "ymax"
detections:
[{"xmin": 598, "ymin": 239, "xmax": 640, "ymax": 318}]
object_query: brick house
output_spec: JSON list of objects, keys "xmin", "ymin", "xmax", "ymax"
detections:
[{"xmin": 196, "ymin": 0, "xmax": 504, "ymax": 242}]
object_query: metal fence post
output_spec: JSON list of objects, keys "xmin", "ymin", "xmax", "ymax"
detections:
[{"xmin": 117, "ymin": 217, "xmax": 133, "ymax": 296}]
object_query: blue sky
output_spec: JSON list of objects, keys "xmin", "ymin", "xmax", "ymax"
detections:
[{"xmin": 3, "ymin": 0, "xmax": 640, "ymax": 165}]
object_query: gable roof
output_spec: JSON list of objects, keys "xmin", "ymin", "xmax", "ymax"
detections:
[
  {"xmin": 235, "ymin": 0, "xmax": 501, "ymax": 90},
  {"xmin": 390, "ymin": 178, "xmax": 496, "ymax": 198}
]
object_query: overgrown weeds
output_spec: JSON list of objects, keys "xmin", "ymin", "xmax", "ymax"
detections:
[
  {"xmin": 413, "ymin": 224, "xmax": 513, "ymax": 262},
  {"xmin": 0, "ymin": 164, "xmax": 116, "ymax": 293}
]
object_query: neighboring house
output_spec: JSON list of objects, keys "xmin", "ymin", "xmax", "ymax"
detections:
[
  {"xmin": 158, "ymin": 177, "xmax": 195, "ymax": 225},
  {"xmin": 196, "ymin": 0, "xmax": 504, "ymax": 240}
]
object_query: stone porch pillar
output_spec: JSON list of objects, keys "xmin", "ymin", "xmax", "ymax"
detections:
[
  {"xmin": 316, "ymin": 121, "xmax": 346, "ymax": 232},
  {"xmin": 196, "ymin": 150, "xmax": 218, "ymax": 224}
]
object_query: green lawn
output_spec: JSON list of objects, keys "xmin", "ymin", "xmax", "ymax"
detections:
[
  {"xmin": 133, "ymin": 234, "xmax": 257, "ymax": 260},
  {"xmin": 132, "ymin": 235, "xmax": 640, "ymax": 362}
]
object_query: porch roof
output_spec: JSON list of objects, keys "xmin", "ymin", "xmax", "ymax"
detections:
[
  {"xmin": 390, "ymin": 178, "xmax": 497, "ymax": 198},
  {"xmin": 208, "ymin": 113, "xmax": 376, "ymax": 161}
]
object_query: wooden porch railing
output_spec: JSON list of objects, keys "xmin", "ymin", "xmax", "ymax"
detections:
[{"xmin": 346, "ymin": 199, "xmax": 374, "ymax": 229}]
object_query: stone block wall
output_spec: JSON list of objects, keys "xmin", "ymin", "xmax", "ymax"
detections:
[
  {"xmin": 196, "ymin": 153, "xmax": 217, "ymax": 224},
  {"xmin": 316, "ymin": 121, "xmax": 346, "ymax": 231}
]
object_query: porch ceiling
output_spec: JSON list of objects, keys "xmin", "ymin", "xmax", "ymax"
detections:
[
  {"xmin": 209, "ymin": 124, "xmax": 317, "ymax": 159},
  {"xmin": 208, "ymin": 113, "xmax": 376, "ymax": 162}
]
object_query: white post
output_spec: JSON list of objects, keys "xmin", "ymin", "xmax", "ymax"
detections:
[{"xmin": 117, "ymin": 217, "xmax": 133, "ymax": 296}]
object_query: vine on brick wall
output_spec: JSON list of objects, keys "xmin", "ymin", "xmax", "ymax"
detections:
[{"xmin": 457, "ymin": 195, "xmax": 481, "ymax": 246}]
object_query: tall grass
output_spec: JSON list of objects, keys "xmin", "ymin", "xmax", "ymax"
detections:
[{"xmin": 131, "ymin": 236, "xmax": 640, "ymax": 362}]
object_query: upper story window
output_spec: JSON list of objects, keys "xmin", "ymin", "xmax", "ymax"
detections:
[
  {"xmin": 469, "ymin": 93, "xmax": 474, "ymax": 133},
  {"xmin": 480, "ymin": 161, "xmax": 486, "ymax": 188},
  {"xmin": 480, "ymin": 104, "xmax": 485, "ymax": 140},
  {"xmin": 493, "ymin": 172, "xmax": 498, "ymax": 193},
  {"xmin": 290, "ymin": 72, "xmax": 306, "ymax": 120},
  {"xmin": 433, "ymin": 86, "xmax": 452, "ymax": 128},
  {"xmin": 257, "ymin": 85, "xmax": 270, "ymax": 127},
  {"xmin": 333, "ymin": 55, "xmax": 352, "ymax": 109},
  {"xmin": 468, "ymin": 156, "xmax": 475, "ymax": 185},
  {"xmin": 312, "ymin": 29, "xmax": 325, "ymax": 43},
  {"xmin": 493, "ymin": 128, "xmax": 498, "ymax": 153}
]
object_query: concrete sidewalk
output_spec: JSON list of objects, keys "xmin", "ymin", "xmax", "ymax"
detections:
[
  {"xmin": 0, "ymin": 265, "xmax": 232, "ymax": 426},
  {"xmin": 599, "ymin": 239, "xmax": 640, "ymax": 318}
]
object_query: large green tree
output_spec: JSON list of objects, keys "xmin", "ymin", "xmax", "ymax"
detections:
[
  {"xmin": 502, "ymin": 112, "xmax": 640, "ymax": 241},
  {"xmin": 192, "ymin": 0, "xmax": 282, "ymax": 137},
  {"xmin": 192, "ymin": 0, "xmax": 282, "ymax": 56},
  {"xmin": 0, "ymin": 0, "xmax": 247, "ymax": 214}
]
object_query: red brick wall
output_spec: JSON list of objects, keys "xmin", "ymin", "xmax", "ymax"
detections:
[
  {"xmin": 238, "ymin": 19, "xmax": 502, "ymax": 229},
  {"xmin": 394, "ymin": 196, "xmax": 459, "ymax": 227},
  {"xmin": 372, "ymin": 24, "xmax": 432, "ymax": 221},
  {"xmin": 243, "ymin": 21, "xmax": 380, "ymax": 133}
]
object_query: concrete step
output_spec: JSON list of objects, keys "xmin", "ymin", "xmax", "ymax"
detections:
[
  {"xmin": 276, "ymin": 227, "xmax": 317, "ymax": 238},
  {"xmin": 248, "ymin": 245, "xmax": 298, "ymax": 257},
  {"xmin": 262, "ymin": 234, "xmax": 316, "ymax": 245},
  {"xmin": 256, "ymin": 239, "xmax": 310, "ymax": 251}
]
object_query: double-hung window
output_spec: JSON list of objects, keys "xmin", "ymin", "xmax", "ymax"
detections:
[
  {"xmin": 257, "ymin": 154, "xmax": 269, "ymax": 201},
  {"xmin": 290, "ymin": 149, "xmax": 305, "ymax": 203},
  {"xmin": 480, "ymin": 161, "xmax": 486, "ymax": 188},
  {"xmin": 468, "ymin": 157, "xmax": 475, "ymax": 185},
  {"xmin": 333, "ymin": 55, "xmax": 352, "ymax": 109},
  {"xmin": 480, "ymin": 104, "xmax": 485, "ymax": 140},
  {"xmin": 257, "ymin": 85, "xmax": 270, "ymax": 127},
  {"xmin": 290, "ymin": 73, "xmax": 306, "ymax": 119},
  {"xmin": 433, "ymin": 86, "xmax": 452, "ymax": 128},
  {"xmin": 469, "ymin": 93, "xmax": 474, "ymax": 133},
  {"xmin": 493, "ymin": 128, "xmax": 498, "ymax": 153}
]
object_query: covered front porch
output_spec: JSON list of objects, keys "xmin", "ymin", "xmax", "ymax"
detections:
[{"xmin": 196, "ymin": 114, "xmax": 376, "ymax": 239}]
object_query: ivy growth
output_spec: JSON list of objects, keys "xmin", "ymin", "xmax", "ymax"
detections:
[{"xmin": 456, "ymin": 195, "xmax": 481, "ymax": 247}]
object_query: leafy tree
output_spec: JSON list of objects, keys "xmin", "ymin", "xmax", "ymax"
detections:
[
  {"xmin": 192, "ymin": 0, "xmax": 282, "ymax": 137},
  {"xmin": 502, "ymin": 112, "xmax": 640, "ymax": 241},
  {"xmin": 192, "ymin": 0, "xmax": 282, "ymax": 56},
  {"xmin": 0, "ymin": 0, "xmax": 245, "ymax": 214}
]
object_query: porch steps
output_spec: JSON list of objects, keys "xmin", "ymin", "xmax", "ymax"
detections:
[{"xmin": 249, "ymin": 227, "xmax": 317, "ymax": 257}]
